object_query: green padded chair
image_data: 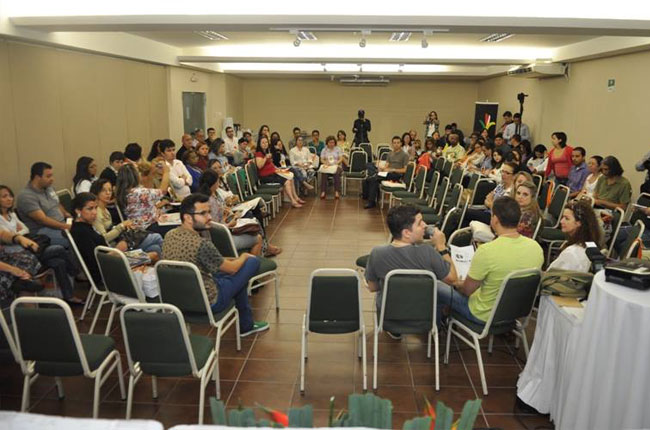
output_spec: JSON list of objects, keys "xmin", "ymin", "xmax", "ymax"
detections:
[
  {"xmin": 390, "ymin": 166, "xmax": 428, "ymax": 208},
  {"xmin": 444, "ymin": 268, "xmax": 541, "ymax": 395},
  {"xmin": 343, "ymin": 150, "xmax": 367, "ymax": 196},
  {"xmin": 374, "ymin": 269, "xmax": 439, "ymax": 391},
  {"xmin": 422, "ymin": 183, "xmax": 463, "ymax": 225},
  {"xmin": 0, "ymin": 309, "xmax": 17, "ymax": 364},
  {"xmin": 56, "ymin": 189, "xmax": 73, "ymax": 215},
  {"xmin": 120, "ymin": 303, "xmax": 218, "ymax": 423},
  {"xmin": 618, "ymin": 220, "xmax": 645, "ymax": 259},
  {"xmin": 236, "ymin": 168, "xmax": 277, "ymax": 216},
  {"xmin": 300, "ymin": 269, "xmax": 366, "ymax": 393},
  {"xmin": 416, "ymin": 176, "xmax": 449, "ymax": 218},
  {"xmin": 245, "ymin": 162, "xmax": 282, "ymax": 211},
  {"xmin": 209, "ymin": 222, "xmax": 279, "ymax": 309},
  {"xmin": 448, "ymin": 166, "xmax": 464, "ymax": 186},
  {"xmin": 225, "ymin": 172, "xmax": 274, "ymax": 218},
  {"xmin": 94, "ymin": 245, "xmax": 147, "ymax": 335},
  {"xmin": 402, "ymin": 171, "xmax": 440, "ymax": 208},
  {"xmin": 538, "ymin": 185, "xmax": 572, "ymax": 261},
  {"xmin": 380, "ymin": 162, "xmax": 415, "ymax": 209},
  {"xmin": 11, "ymin": 297, "xmax": 125, "ymax": 417},
  {"xmin": 537, "ymin": 180, "xmax": 554, "ymax": 212}
]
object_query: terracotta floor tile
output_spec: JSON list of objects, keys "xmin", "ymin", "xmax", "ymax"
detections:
[
  {"xmin": 227, "ymin": 381, "xmax": 294, "ymax": 411},
  {"xmin": 238, "ymin": 359, "xmax": 299, "ymax": 383}
]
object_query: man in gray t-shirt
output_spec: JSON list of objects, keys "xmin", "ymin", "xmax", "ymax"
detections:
[
  {"xmin": 16, "ymin": 162, "xmax": 72, "ymax": 248},
  {"xmin": 365, "ymin": 206, "xmax": 457, "ymax": 337},
  {"xmin": 363, "ymin": 135, "xmax": 410, "ymax": 208}
]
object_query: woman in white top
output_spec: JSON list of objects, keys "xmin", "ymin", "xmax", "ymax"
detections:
[
  {"xmin": 548, "ymin": 200, "xmax": 602, "ymax": 272},
  {"xmin": 73, "ymin": 156, "xmax": 98, "ymax": 194},
  {"xmin": 289, "ymin": 136, "xmax": 317, "ymax": 193},
  {"xmin": 578, "ymin": 155, "xmax": 603, "ymax": 198}
]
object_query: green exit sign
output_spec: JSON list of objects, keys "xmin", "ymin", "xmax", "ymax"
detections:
[{"xmin": 607, "ymin": 78, "xmax": 616, "ymax": 92}]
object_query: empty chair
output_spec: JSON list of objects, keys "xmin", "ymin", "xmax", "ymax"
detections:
[
  {"xmin": 120, "ymin": 303, "xmax": 218, "ymax": 423},
  {"xmin": 359, "ymin": 143, "xmax": 373, "ymax": 163},
  {"xmin": 468, "ymin": 178, "xmax": 497, "ymax": 209},
  {"xmin": 343, "ymin": 150, "xmax": 367, "ymax": 196},
  {"xmin": 376, "ymin": 145, "xmax": 391, "ymax": 160},
  {"xmin": 56, "ymin": 189, "xmax": 73, "ymax": 216},
  {"xmin": 449, "ymin": 166, "xmax": 464, "ymax": 186},
  {"xmin": 300, "ymin": 269, "xmax": 366, "ymax": 393},
  {"xmin": 401, "ymin": 171, "xmax": 440, "ymax": 208},
  {"xmin": 390, "ymin": 166, "xmax": 427, "ymax": 207},
  {"xmin": 380, "ymin": 162, "xmax": 416, "ymax": 209},
  {"xmin": 374, "ymin": 269, "xmax": 439, "ymax": 391},
  {"xmin": 444, "ymin": 268, "xmax": 541, "ymax": 395},
  {"xmin": 532, "ymin": 174, "xmax": 543, "ymax": 197},
  {"xmin": 154, "ymin": 259, "xmax": 240, "ymax": 399},
  {"xmin": 94, "ymin": 245, "xmax": 147, "ymax": 335},
  {"xmin": 11, "ymin": 297, "xmax": 125, "ymax": 417}
]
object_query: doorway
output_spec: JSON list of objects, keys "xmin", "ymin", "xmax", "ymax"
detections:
[{"xmin": 182, "ymin": 92, "xmax": 206, "ymax": 134}]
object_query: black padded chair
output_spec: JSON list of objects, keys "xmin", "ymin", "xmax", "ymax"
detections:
[
  {"xmin": 343, "ymin": 150, "xmax": 368, "ymax": 196},
  {"xmin": 300, "ymin": 269, "xmax": 366, "ymax": 393}
]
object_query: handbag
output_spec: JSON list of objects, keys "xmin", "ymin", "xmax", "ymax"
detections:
[
  {"xmin": 231, "ymin": 223, "xmax": 262, "ymax": 235},
  {"xmin": 119, "ymin": 229, "xmax": 150, "ymax": 250},
  {"xmin": 24, "ymin": 233, "xmax": 51, "ymax": 258},
  {"xmin": 540, "ymin": 269, "xmax": 594, "ymax": 299}
]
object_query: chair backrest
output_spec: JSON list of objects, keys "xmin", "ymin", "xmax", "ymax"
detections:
[
  {"xmin": 359, "ymin": 143, "xmax": 373, "ymax": 162},
  {"xmin": 531, "ymin": 216, "xmax": 543, "ymax": 241},
  {"xmin": 307, "ymin": 269, "xmax": 362, "ymax": 334},
  {"xmin": 64, "ymin": 229, "xmax": 104, "ymax": 294},
  {"xmin": 532, "ymin": 174, "xmax": 543, "ymax": 197},
  {"xmin": 208, "ymin": 222, "xmax": 239, "ymax": 258},
  {"xmin": 607, "ymin": 207, "xmax": 626, "ymax": 255},
  {"xmin": 155, "ymin": 260, "xmax": 215, "ymax": 318},
  {"xmin": 441, "ymin": 159, "xmax": 453, "ymax": 178},
  {"xmin": 619, "ymin": 220, "xmax": 645, "ymax": 259},
  {"xmin": 120, "ymin": 303, "xmax": 203, "ymax": 377},
  {"xmin": 236, "ymin": 168, "xmax": 252, "ymax": 198},
  {"xmin": 403, "ymin": 162, "xmax": 416, "ymax": 189},
  {"xmin": 441, "ymin": 207, "xmax": 462, "ymax": 238},
  {"xmin": 425, "ymin": 171, "xmax": 440, "ymax": 202},
  {"xmin": 377, "ymin": 146, "xmax": 391, "ymax": 159},
  {"xmin": 537, "ymin": 180, "xmax": 554, "ymax": 211},
  {"xmin": 56, "ymin": 189, "xmax": 73, "ymax": 215},
  {"xmin": 449, "ymin": 227, "xmax": 473, "ymax": 247},
  {"xmin": 449, "ymin": 167, "xmax": 464, "ymax": 186},
  {"xmin": 349, "ymin": 150, "xmax": 367, "ymax": 173},
  {"xmin": 245, "ymin": 162, "xmax": 259, "ymax": 193},
  {"xmin": 379, "ymin": 152, "xmax": 389, "ymax": 161},
  {"xmin": 480, "ymin": 269, "xmax": 542, "ymax": 337},
  {"xmin": 545, "ymin": 185, "xmax": 570, "ymax": 226},
  {"xmin": 11, "ymin": 297, "xmax": 92, "ymax": 376},
  {"xmin": 411, "ymin": 166, "xmax": 427, "ymax": 196},
  {"xmin": 629, "ymin": 193, "xmax": 650, "ymax": 225},
  {"xmin": 379, "ymin": 270, "xmax": 437, "ymax": 334},
  {"xmin": 225, "ymin": 172, "xmax": 243, "ymax": 201},
  {"xmin": 466, "ymin": 172, "xmax": 480, "ymax": 191},
  {"xmin": 433, "ymin": 157, "xmax": 445, "ymax": 173},
  {"xmin": 0, "ymin": 309, "xmax": 17, "ymax": 363},
  {"xmin": 308, "ymin": 146, "xmax": 317, "ymax": 154},
  {"xmin": 94, "ymin": 246, "xmax": 145, "ymax": 301},
  {"xmin": 433, "ymin": 177, "xmax": 449, "ymax": 213},
  {"xmin": 443, "ymin": 183, "xmax": 463, "ymax": 213},
  {"xmin": 470, "ymin": 178, "xmax": 496, "ymax": 206}
]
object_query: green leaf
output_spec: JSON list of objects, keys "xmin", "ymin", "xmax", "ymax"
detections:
[
  {"xmin": 433, "ymin": 401, "xmax": 454, "ymax": 430},
  {"xmin": 347, "ymin": 393, "xmax": 392, "ymax": 428},
  {"xmin": 228, "ymin": 408, "xmax": 257, "ymax": 427},
  {"xmin": 455, "ymin": 399, "xmax": 482, "ymax": 430},
  {"xmin": 209, "ymin": 398, "xmax": 227, "ymax": 425},
  {"xmin": 402, "ymin": 416, "xmax": 432, "ymax": 430},
  {"xmin": 288, "ymin": 405, "xmax": 314, "ymax": 428}
]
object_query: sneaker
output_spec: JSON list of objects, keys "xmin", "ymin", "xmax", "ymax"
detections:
[
  {"xmin": 240, "ymin": 321, "xmax": 270, "ymax": 337},
  {"xmin": 386, "ymin": 331, "xmax": 402, "ymax": 340}
]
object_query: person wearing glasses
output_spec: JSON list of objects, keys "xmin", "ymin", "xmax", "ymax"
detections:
[{"xmin": 162, "ymin": 193, "xmax": 269, "ymax": 337}]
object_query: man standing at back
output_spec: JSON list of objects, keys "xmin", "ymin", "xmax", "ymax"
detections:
[
  {"xmin": 363, "ymin": 135, "xmax": 409, "ymax": 209},
  {"xmin": 163, "ymin": 193, "xmax": 269, "ymax": 337},
  {"xmin": 438, "ymin": 197, "xmax": 543, "ymax": 325},
  {"xmin": 503, "ymin": 113, "xmax": 530, "ymax": 142},
  {"xmin": 16, "ymin": 162, "xmax": 72, "ymax": 248},
  {"xmin": 365, "ymin": 205, "xmax": 458, "ymax": 338}
]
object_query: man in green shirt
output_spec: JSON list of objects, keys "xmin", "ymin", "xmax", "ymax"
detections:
[
  {"xmin": 437, "ymin": 196, "xmax": 543, "ymax": 324},
  {"xmin": 441, "ymin": 132, "xmax": 466, "ymax": 162}
]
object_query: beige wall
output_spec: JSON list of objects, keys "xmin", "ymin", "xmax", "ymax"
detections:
[
  {"xmin": 224, "ymin": 75, "xmax": 244, "ymax": 126},
  {"xmin": 0, "ymin": 39, "xmax": 169, "ymax": 193},
  {"xmin": 240, "ymin": 78, "xmax": 479, "ymax": 144},
  {"xmin": 478, "ymin": 49, "xmax": 650, "ymax": 196}
]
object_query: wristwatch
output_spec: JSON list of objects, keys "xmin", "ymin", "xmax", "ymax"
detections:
[{"xmin": 439, "ymin": 248, "xmax": 450, "ymax": 257}]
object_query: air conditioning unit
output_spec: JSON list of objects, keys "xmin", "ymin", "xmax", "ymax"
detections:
[
  {"xmin": 339, "ymin": 76, "xmax": 390, "ymax": 86},
  {"xmin": 507, "ymin": 63, "xmax": 567, "ymax": 79}
]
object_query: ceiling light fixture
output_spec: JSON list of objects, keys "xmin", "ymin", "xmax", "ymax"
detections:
[
  {"xmin": 296, "ymin": 31, "xmax": 317, "ymax": 41},
  {"xmin": 195, "ymin": 31, "xmax": 228, "ymax": 41},
  {"xmin": 293, "ymin": 38, "xmax": 301, "ymax": 47},
  {"xmin": 389, "ymin": 32, "xmax": 412, "ymax": 42},
  {"xmin": 421, "ymin": 30, "xmax": 432, "ymax": 49},
  {"xmin": 480, "ymin": 33, "xmax": 514, "ymax": 43},
  {"xmin": 359, "ymin": 30, "xmax": 371, "ymax": 48}
]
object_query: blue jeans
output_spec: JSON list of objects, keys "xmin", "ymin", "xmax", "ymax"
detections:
[
  {"xmin": 139, "ymin": 233, "xmax": 163, "ymax": 256},
  {"xmin": 38, "ymin": 227, "xmax": 70, "ymax": 249},
  {"xmin": 436, "ymin": 283, "xmax": 485, "ymax": 328},
  {"xmin": 211, "ymin": 256, "xmax": 261, "ymax": 332}
]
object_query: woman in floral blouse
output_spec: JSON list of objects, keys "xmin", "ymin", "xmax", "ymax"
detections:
[{"xmin": 319, "ymin": 135, "xmax": 344, "ymax": 200}]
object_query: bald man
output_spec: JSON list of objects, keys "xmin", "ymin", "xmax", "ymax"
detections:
[{"xmin": 177, "ymin": 134, "xmax": 193, "ymax": 160}]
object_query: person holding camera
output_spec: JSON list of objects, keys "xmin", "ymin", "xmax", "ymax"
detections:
[
  {"xmin": 424, "ymin": 111, "xmax": 440, "ymax": 138},
  {"xmin": 352, "ymin": 109, "xmax": 371, "ymax": 145}
]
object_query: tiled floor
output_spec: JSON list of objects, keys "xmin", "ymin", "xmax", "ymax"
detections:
[{"xmin": 0, "ymin": 192, "xmax": 555, "ymax": 429}]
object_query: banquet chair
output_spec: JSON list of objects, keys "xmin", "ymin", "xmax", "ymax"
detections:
[
  {"xmin": 300, "ymin": 269, "xmax": 366, "ymax": 393},
  {"xmin": 444, "ymin": 268, "xmax": 542, "ymax": 395},
  {"xmin": 120, "ymin": 303, "xmax": 218, "ymax": 423},
  {"xmin": 374, "ymin": 269, "xmax": 439, "ymax": 391},
  {"xmin": 11, "ymin": 297, "xmax": 125, "ymax": 417}
]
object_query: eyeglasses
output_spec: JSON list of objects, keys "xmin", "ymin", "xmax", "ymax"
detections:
[{"xmin": 189, "ymin": 210, "xmax": 210, "ymax": 217}]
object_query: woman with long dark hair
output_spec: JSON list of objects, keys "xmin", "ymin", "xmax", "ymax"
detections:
[
  {"xmin": 548, "ymin": 200, "xmax": 601, "ymax": 271},
  {"xmin": 73, "ymin": 156, "xmax": 98, "ymax": 194},
  {"xmin": 255, "ymin": 135, "xmax": 304, "ymax": 208},
  {"xmin": 545, "ymin": 132, "xmax": 573, "ymax": 185}
]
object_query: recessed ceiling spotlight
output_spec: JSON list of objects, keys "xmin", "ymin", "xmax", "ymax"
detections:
[
  {"xmin": 480, "ymin": 33, "xmax": 514, "ymax": 43},
  {"xmin": 359, "ymin": 30, "xmax": 371, "ymax": 48},
  {"xmin": 359, "ymin": 38, "xmax": 366, "ymax": 48},
  {"xmin": 389, "ymin": 32, "xmax": 412, "ymax": 42},
  {"xmin": 195, "ymin": 31, "xmax": 228, "ymax": 41},
  {"xmin": 293, "ymin": 38, "xmax": 301, "ymax": 47},
  {"xmin": 421, "ymin": 38, "xmax": 429, "ymax": 48}
]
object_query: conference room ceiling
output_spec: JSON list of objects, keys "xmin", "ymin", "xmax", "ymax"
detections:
[{"xmin": 4, "ymin": 1, "xmax": 650, "ymax": 79}]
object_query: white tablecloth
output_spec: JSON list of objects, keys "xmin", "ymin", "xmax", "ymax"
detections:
[
  {"xmin": 556, "ymin": 271, "xmax": 650, "ymax": 430},
  {"xmin": 0, "ymin": 411, "xmax": 162, "ymax": 430},
  {"xmin": 516, "ymin": 296, "xmax": 583, "ymax": 419}
]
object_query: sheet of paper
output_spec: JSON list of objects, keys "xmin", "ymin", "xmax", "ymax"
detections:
[
  {"xmin": 319, "ymin": 165, "xmax": 339, "ymax": 174},
  {"xmin": 157, "ymin": 212, "xmax": 181, "ymax": 226},
  {"xmin": 234, "ymin": 218, "xmax": 259, "ymax": 228},
  {"xmin": 378, "ymin": 171, "xmax": 388, "ymax": 177},
  {"xmin": 233, "ymin": 197, "xmax": 261, "ymax": 214},
  {"xmin": 449, "ymin": 244, "xmax": 475, "ymax": 280},
  {"xmin": 551, "ymin": 295, "xmax": 584, "ymax": 308}
]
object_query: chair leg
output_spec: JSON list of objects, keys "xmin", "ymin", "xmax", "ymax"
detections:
[
  {"xmin": 92, "ymin": 372, "xmax": 102, "ymax": 418},
  {"xmin": 151, "ymin": 375, "xmax": 158, "ymax": 399},
  {"xmin": 88, "ymin": 295, "xmax": 106, "ymax": 334},
  {"xmin": 104, "ymin": 302, "xmax": 117, "ymax": 336},
  {"xmin": 274, "ymin": 275, "xmax": 280, "ymax": 311},
  {"xmin": 361, "ymin": 327, "xmax": 367, "ymax": 392},
  {"xmin": 372, "ymin": 328, "xmax": 379, "ymax": 390},
  {"xmin": 427, "ymin": 330, "xmax": 432, "ymax": 358},
  {"xmin": 444, "ymin": 321, "xmax": 454, "ymax": 364},
  {"xmin": 474, "ymin": 336, "xmax": 488, "ymax": 396},
  {"xmin": 235, "ymin": 311, "xmax": 242, "ymax": 352},
  {"xmin": 80, "ymin": 289, "xmax": 95, "ymax": 321},
  {"xmin": 488, "ymin": 334, "xmax": 494, "ymax": 354},
  {"xmin": 521, "ymin": 329, "xmax": 530, "ymax": 359},
  {"xmin": 300, "ymin": 316, "xmax": 306, "ymax": 393},
  {"xmin": 20, "ymin": 374, "xmax": 31, "ymax": 412},
  {"xmin": 54, "ymin": 377, "xmax": 65, "ymax": 399},
  {"xmin": 357, "ymin": 332, "xmax": 362, "ymax": 359},
  {"xmin": 125, "ymin": 374, "xmax": 135, "ymax": 419},
  {"xmin": 434, "ymin": 330, "xmax": 440, "ymax": 391},
  {"xmin": 198, "ymin": 374, "xmax": 207, "ymax": 425}
]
